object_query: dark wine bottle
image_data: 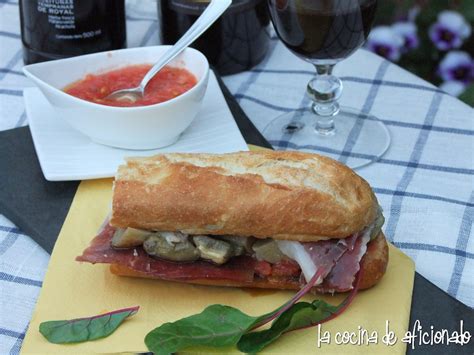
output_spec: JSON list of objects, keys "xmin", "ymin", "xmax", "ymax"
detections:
[
  {"xmin": 19, "ymin": 0, "xmax": 126, "ymax": 64},
  {"xmin": 159, "ymin": 0, "xmax": 271, "ymax": 75}
]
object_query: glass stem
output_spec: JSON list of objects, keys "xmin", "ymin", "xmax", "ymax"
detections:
[{"xmin": 307, "ymin": 64, "xmax": 343, "ymax": 136}]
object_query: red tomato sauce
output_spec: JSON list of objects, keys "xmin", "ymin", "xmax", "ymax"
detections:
[{"xmin": 64, "ymin": 64, "xmax": 198, "ymax": 107}]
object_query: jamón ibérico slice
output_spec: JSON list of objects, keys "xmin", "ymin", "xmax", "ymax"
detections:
[
  {"xmin": 318, "ymin": 232, "xmax": 370, "ymax": 292},
  {"xmin": 77, "ymin": 224, "xmax": 371, "ymax": 291},
  {"xmin": 302, "ymin": 233, "xmax": 359, "ymax": 281},
  {"xmin": 77, "ymin": 225, "xmax": 256, "ymax": 283}
]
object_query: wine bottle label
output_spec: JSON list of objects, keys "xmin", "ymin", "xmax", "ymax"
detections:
[
  {"xmin": 36, "ymin": 0, "xmax": 102, "ymax": 40},
  {"xmin": 20, "ymin": 0, "xmax": 126, "ymax": 63}
]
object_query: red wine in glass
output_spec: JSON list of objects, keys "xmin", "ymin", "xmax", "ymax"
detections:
[{"xmin": 264, "ymin": 0, "xmax": 390, "ymax": 168}]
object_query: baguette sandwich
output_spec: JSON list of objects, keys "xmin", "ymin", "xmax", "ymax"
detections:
[{"xmin": 77, "ymin": 151, "xmax": 388, "ymax": 293}]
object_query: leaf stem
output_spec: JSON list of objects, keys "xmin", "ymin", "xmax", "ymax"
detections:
[
  {"xmin": 66, "ymin": 306, "xmax": 140, "ymax": 322},
  {"xmin": 251, "ymin": 266, "xmax": 328, "ymax": 330},
  {"xmin": 287, "ymin": 265, "xmax": 363, "ymax": 333}
]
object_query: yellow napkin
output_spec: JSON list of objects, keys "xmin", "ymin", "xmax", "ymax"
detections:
[{"xmin": 21, "ymin": 177, "xmax": 415, "ymax": 354}]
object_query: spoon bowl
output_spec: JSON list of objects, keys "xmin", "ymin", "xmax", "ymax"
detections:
[{"xmin": 106, "ymin": 87, "xmax": 145, "ymax": 104}]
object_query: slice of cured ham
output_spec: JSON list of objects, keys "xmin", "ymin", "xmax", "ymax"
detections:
[
  {"xmin": 77, "ymin": 224, "xmax": 371, "ymax": 291},
  {"xmin": 320, "ymin": 232, "xmax": 370, "ymax": 292},
  {"xmin": 77, "ymin": 225, "xmax": 256, "ymax": 283},
  {"xmin": 303, "ymin": 233, "xmax": 359, "ymax": 281},
  {"xmin": 276, "ymin": 233, "xmax": 360, "ymax": 284}
]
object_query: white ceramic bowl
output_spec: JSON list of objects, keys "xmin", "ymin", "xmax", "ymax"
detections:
[{"xmin": 23, "ymin": 46, "xmax": 209, "ymax": 149}]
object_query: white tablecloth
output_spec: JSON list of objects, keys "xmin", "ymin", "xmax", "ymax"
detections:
[{"xmin": 1, "ymin": 1, "xmax": 473, "ymax": 353}]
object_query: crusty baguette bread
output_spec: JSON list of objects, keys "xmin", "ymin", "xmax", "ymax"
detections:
[
  {"xmin": 110, "ymin": 151, "xmax": 379, "ymax": 242},
  {"xmin": 110, "ymin": 232, "xmax": 388, "ymax": 292}
]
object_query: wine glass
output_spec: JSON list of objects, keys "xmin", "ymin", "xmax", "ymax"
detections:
[{"xmin": 264, "ymin": 0, "xmax": 390, "ymax": 168}]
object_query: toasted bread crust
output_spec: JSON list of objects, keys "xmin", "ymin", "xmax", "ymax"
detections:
[
  {"xmin": 110, "ymin": 232, "xmax": 388, "ymax": 292},
  {"xmin": 359, "ymin": 231, "xmax": 389, "ymax": 289},
  {"xmin": 110, "ymin": 151, "xmax": 379, "ymax": 242}
]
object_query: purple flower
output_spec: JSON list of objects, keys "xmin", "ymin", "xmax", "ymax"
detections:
[
  {"xmin": 392, "ymin": 22, "xmax": 419, "ymax": 52},
  {"xmin": 438, "ymin": 51, "xmax": 474, "ymax": 84},
  {"xmin": 439, "ymin": 81, "xmax": 466, "ymax": 97},
  {"xmin": 429, "ymin": 11, "xmax": 472, "ymax": 51},
  {"xmin": 366, "ymin": 26, "xmax": 404, "ymax": 61}
]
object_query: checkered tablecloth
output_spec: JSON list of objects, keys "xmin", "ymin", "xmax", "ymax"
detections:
[{"xmin": 1, "ymin": 0, "xmax": 473, "ymax": 353}]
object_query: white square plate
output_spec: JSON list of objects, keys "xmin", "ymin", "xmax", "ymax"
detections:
[{"xmin": 25, "ymin": 71, "xmax": 249, "ymax": 181}]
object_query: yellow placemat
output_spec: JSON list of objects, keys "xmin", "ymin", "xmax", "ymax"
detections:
[{"xmin": 21, "ymin": 178, "xmax": 415, "ymax": 354}]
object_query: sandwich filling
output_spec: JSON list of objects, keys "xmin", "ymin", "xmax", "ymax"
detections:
[{"xmin": 77, "ymin": 212, "xmax": 384, "ymax": 292}]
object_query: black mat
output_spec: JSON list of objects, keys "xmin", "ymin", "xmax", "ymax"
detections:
[
  {"xmin": 0, "ymin": 73, "xmax": 472, "ymax": 354},
  {"xmin": 0, "ymin": 126, "xmax": 79, "ymax": 253}
]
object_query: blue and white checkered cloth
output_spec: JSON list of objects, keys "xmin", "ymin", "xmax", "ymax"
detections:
[{"xmin": 1, "ymin": 1, "xmax": 473, "ymax": 353}]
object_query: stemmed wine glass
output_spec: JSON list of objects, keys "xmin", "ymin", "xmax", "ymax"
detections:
[{"xmin": 264, "ymin": 0, "xmax": 390, "ymax": 168}]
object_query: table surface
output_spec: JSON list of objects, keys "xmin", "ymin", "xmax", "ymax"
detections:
[{"xmin": 1, "ymin": 1, "xmax": 473, "ymax": 354}]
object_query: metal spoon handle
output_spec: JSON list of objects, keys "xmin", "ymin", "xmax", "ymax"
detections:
[{"xmin": 139, "ymin": 0, "xmax": 232, "ymax": 91}]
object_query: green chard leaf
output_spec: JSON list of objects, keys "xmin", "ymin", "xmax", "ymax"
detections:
[
  {"xmin": 238, "ymin": 300, "xmax": 341, "ymax": 353},
  {"xmin": 237, "ymin": 270, "xmax": 362, "ymax": 353},
  {"xmin": 144, "ymin": 304, "xmax": 263, "ymax": 355},
  {"xmin": 39, "ymin": 306, "xmax": 139, "ymax": 344},
  {"xmin": 145, "ymin": 267, "xmax": 328, "ymax": 354}
]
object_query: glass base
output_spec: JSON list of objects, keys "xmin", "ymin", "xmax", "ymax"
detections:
[{"xmin": 262, "ymin": 106, "xmax": 391, "ymax": 169}]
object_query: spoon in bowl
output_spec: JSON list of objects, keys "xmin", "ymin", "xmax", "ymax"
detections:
[{"xmin": 106, "ymin": 0, "xmax": 231, "ymax": 103}]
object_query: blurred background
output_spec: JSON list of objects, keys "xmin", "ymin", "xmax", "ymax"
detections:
[
  {"xmin": 367, "ymin": 0, "xmax": 473, "ymax": 106},
  {"xmin": 16, "ymin": 0, "xmax": 474, "ymax": 106},
  {"xmin": 113, "ymin": 0, "xmax": 474, "ymax": 106}
]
